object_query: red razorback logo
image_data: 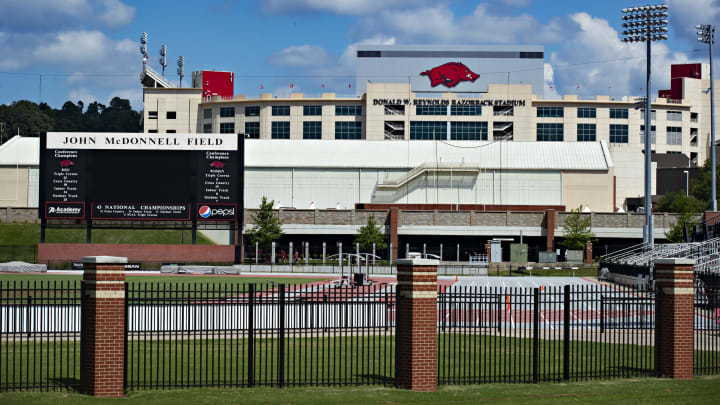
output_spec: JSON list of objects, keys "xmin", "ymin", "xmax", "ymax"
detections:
[{"xmin": 420, "ymin": 62, "xmax": 480, "ymax": 88}]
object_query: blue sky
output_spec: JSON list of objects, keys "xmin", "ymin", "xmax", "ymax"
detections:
[{"xmin": 0, "ymin": 0, "xmax": 717, "ymax": 111}]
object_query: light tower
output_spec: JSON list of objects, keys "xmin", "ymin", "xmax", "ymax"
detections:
[
  {"xmin": 159, "ymin": 45, "xmax": 167, "ymax": 78},
  {"xmin": 621, "ymin": 4, "xmax": 669, "ymax": 248},
  {"xmin": 177, "ymin": 56, "xmax": 185, "ymax": 87},
  {"xmin": 697, "ymin": 24, "xmax": 716, "ymax": 211},
  {"xmin": 140, "ymin": 32, "xmax": 148, "ymax": 70}
]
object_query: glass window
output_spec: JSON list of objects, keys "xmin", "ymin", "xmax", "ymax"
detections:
[
  {"xmin": 166, "ymin": 111, "xmax": 176, "ymax": 119},
  {"xmin": 577, "ymin": 123, "xmax": 596, "ymax": 141},
  {"xmin": 203, "ymin": 123, "xmax": 212, "ymax": 133},
  {"xmin": 537, "ymin": 106, "xmax": 564, "ymax": 117},
  {"xmin": 334, "ymin": 121, "xmax": 362, "ymax": 139},
  {"xmin": 416, "ymin": 105, "xmax": 447, "ymax": 115},
  {"xmin": 335, "ymin": 105, "xmax": 362, "ymax": 116},
  {"xmin": 203, "ymin": 108, "xmax": 212, "ymax": 119},
  {"xmin": 450, "ymin": 105, "xmax": 482, "ymax": 116},
  {"xmin": 609, "ymin": 124, "xmax": 629, "ymax": 143},
  {"xmin": 410, "ymin": 121, "xmax": 446, "ymax": 140},
  {"xmin": 577, "ymin": 107, "xmax": 596, "ymax": 118},
  {"xmin": 640, "ymin": 125, "xmax": 657, "ymax": 144},
  {"xmin": 303, "ymin": 121, "xmax": 322, "ymax": 139},
  {"xmin": 450, "ymin": 122, "xmax": 487, "ymax": 140},
  {"xmin": 667, "ymin": 126, "xmax": 682, "ymax": 145},
  {"xmin": 245, "ymin": 106, "xmax": 260, "ymax": 116},
  {"xmin": 166, "ymin": 129, "xmax": 176, "ymax": 133},
  {"xmin": 303, "ymin": 105, "xmax": 322, "ymax": 116},
  {"xmin": 271, "ymin": 121, "xmax": 290, "ymax": 139},
  {"xmin": 244, "ymin": 122, "xmax": 259, "ymax": 138},
  {"xmin": 609, "ymin": 108, "xmax": 628, "ymax": 119},
  {"xmin": 640, "ymin": 109, "xmax": 657, "ymax": 120},
  {"xmin": 272, "ymin": 106, "xmax": 290, "ymax": 116},
  {"xmin": 536, "ymin": 123, "xmax": 564, "ymax": 141},
  {"xmin": 667, "ymin": 111, "xmax": 682, "ymax": 121},
  {"xmin": 220, "ymin": 107, "xmax": 235, "ymax": 117},
  {"xmin": 148, "ymin": 111, "xmax": 158, "ymax": 119},
  {"xmin": 148, "ymin": 129, "xmax": 158, "ymax": 133},
  {"xmin": 219, "ymin": 123, "xmax": 234, "ymax": 133}
]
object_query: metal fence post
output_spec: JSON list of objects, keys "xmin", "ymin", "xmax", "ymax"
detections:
[
  {"xmin": 305, "ymin": 242, "xmax": 309, "ymax": 265},
  {"xmin": 322, "ymin": 242, "xmax": 326, "ymax": 265},
  {"xmin": 255, "ymin": 242, "xmax": 259, "ymax": 264},
  {"xmin": 278, "ymin": 284, "xmax": 285, "ymax": 387},
  {"xmin": 372, "ymin": 243, "xmax": 376, "ymax": 266},
  {"xmin": 123, "ymin": 282, "xmax": 129, "ymax": 391},
  {"xmin": 248, "ymin": 284, "xmax": 255, "ymax": 387},
  {"xmin": 289, "ymin": 242, "xmax": 294, "ymax": 269},
  {"xmin": 533, "ymin": 288, "xmax": 540, "ymax": 383},
  {"xmin": 457, "ymin": 244, "xmax": 460, "ymax": 263},
  {"xmin": 440, "ymin": 243, "xmax": 443, "ymax": 261},
  {"xmin": 406, "ymin": 243, "xmax": 409, "ymax": 258},
  {"xmin": 271, "ymin": 242, "xmax": 276, "ymax": 264},
  {"xmin": 563, "ymin": 284, "xmax": 570, "ymax": 381}
]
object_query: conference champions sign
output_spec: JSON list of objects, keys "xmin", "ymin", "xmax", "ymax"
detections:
[{"xmin": 39, "ymin": 132, "xmax": 244, "ymax": 228}]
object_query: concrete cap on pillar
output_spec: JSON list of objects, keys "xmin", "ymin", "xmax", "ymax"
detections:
[
  {"xmin": 654, "ymin": 258, "xmax": 696, "ymax": 265},
  {"xmin": 81, "ymin": 256, "xmax": 128, "ymax": 264},
  {"xmin": 396, "ymin": 258, "xmax": 440, "ymax": 266}
]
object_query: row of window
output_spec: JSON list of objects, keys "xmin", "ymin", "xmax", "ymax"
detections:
[
  {"xmin": 537, "ymin": 124, "xmax": 684, "ymax": 143},
  {"xmin": 415, "ymin": 105, "xmax": 483, "ymax": 116},
  {"xmin": 537, "ymin": 106, "xmax": 683, "ymax": 120},
  {"xmin": 204, "ymin": 121, "xmax": 362, "ymax": 139},
  {"xmin": 407, "ymin": 122, "xmax": 489, "ymax": 140},
  {"xmin": 204, "ymin": 105, "xmax": 362, "ymax": 118}
]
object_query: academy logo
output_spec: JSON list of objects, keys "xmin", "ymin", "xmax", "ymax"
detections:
[
  {"xmin": 197, "ymin": 204, "xmax": 236, "ymax": 220},
  {"xmin": 45, "ymin": 202, "xmax": 84, "ymax": 218},
  {"xmin": 420, "ymin": 62, "xmax": 480, "ymax": 88}
]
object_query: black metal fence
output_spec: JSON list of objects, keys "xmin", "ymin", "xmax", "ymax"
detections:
[
  {"xmin": 0, "ymin": 245, "xmax": 38, "ymax": 264},
  {"xmin": 695, "ymin": 271, "xmax": 720, "ymax": 375}
]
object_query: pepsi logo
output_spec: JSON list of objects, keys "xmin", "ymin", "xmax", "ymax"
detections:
[{"xmin": 199, "ymin": 205, "xmax": 212, "ymax": 218}]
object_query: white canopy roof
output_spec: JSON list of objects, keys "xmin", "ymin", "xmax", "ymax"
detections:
[{"xmin": 0, "ymin": 136, "xmax": 39, "ymax": 165}]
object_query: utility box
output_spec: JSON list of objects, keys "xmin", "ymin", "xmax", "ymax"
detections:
[
  {"xmin": 538, "ymin": 251, "xmax": 557, "ymax": 263},
  {"xmin": 566, "ymin": 250, "xmax": 584, "ymax": 264},
  {"xmin": 490, "ymin": 240, "xmax": 502, "ymax": 263},
  {"xmin": 510, "ymin": 243, "xmax": 528, "ymax": 263}
]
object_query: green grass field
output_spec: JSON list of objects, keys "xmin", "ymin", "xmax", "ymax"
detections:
[{"xmin": 0, "ymin": 223, "xmax": 214, "ymax": 246}]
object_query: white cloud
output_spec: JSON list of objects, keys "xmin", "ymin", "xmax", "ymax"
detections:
[
  {"xmin": 668, "ymin": 0, "xmax": 720, "ymax": 42},
  {"xmin": 0, "ymin": 0, "xmax": 135, "ymax": 31},
  {"xmin": 503, "ymin": 0, "xmax": 532, "ymax": 6},
  {"xmin": 263, "ymin": 0, "xmax": 435, "ymax": 15},
  {"xmin": 68, "ymin": 87, "xmax": 98, "ymax": 106},
  {"xmin": 268, "ymin": 45, "xmax": 330, "ymax": 66},
  {"xmin": 98, "ymin": 0, "xmax": 136, "ymax": 27},
  {"xmin": 543, "ymin": 63, "xmax": 560, "ymax": 100}
]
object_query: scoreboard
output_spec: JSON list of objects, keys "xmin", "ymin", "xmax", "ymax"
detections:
[{"xmin": 39, "ymin": 132, "xmax": 243, "ymax": 227}]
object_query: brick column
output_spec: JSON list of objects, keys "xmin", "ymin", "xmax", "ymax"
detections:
[
  {"xmin": 485, "ymin": 241, "xmax": 492, "ymax": 263},
  {"xmin": 395, "ymin": 258, "xmax": 438, "ymax": 391},
  {"xmin": 654, "ymin": 258, "xmax": 695, "ymax": 380},
  {"xmin": 81, "ymin": 256, "xmax": 127, "ymax": 397},
  {"xmin": 545, "ymin": 209, "xmax": 555, "ymax": 252},
  {"xmin": 585, "ymin": 242, "xmax": 593, "ymax": 265},
  {"xmin": 389, "ymin": 208, "xmax": 399, "ymax": 261}
]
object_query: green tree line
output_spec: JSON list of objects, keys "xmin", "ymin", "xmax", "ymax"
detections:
[{"xmin": 0, "ymin": 97, "xmax": 141, "ymax": 144}]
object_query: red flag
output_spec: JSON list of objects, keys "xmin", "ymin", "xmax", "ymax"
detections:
[
  {"xmin": 290, "ymin": 83, "xmax": 294, "ymax": 88},
  {"xmin": 348, "ymin": 83, "xmax": 352, "ymax": 88},
  {"xmin": 321, "ymin": 84, "xmax": 325, "ymax": 88},
  {"xmin": 260, "ymin": 84, "xmax": 263, "ymax": 89}
]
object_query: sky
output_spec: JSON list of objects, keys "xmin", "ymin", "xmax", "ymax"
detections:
[{"xmin": 0, "ymin": 0, "xmax": 718, "ymax": 112}]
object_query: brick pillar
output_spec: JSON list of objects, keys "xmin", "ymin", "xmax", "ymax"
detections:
[
  {"xmin": 396, "ymin": 258, "xmax": 438, "ymax": 391},
  {"xmin": 545, "ymin": 209, "xmax": 555, "ymax": 252},
  {"xmin": 485, "ymin": 241, "xmax": 492, "ymax": 263},
  {"xmin": 81, "ymin": 256, "xmax": 127, "ymax": 397},
  {"xmin": 389, "ymin": 208, "xmax": 399, "ymax": 261},
  {"xmin": 654, "ymin": 258, "xmax": 695, "ymax": 380},
  {"xmin": 585, "ymin": 242, "xmax": 593, "ymax": 265}
]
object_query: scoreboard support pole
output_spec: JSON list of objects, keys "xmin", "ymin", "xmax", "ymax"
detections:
[
  {"xmin": 86, "ymin": 220, "xmax": 92, "ymax": 243},
  {"xmin": 191, "ymin": 221, "xmax": 197, "ymax": 245},
  {"xmin": 40, "ymin": 219, "xmax": 46, "ymax": 243}
]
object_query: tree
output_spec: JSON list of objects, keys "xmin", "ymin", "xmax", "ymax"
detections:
[
  {"xmin": 245, "ymin": 196, "xmax": 283, "ymax": 259},
  {"xmin": 657, "ymin": 191, "xmax": 706, "ymax": 213},
  {"xmin": 354, "ymin": 214, "xmax": 387, "ymax": 251},
  {"xmin": 559, "ymin": 207, "xmax": 596, "ymax": 250},
  {"xmin": 665, "ymin": 211, "xmax": 698, "ymax": 243}
]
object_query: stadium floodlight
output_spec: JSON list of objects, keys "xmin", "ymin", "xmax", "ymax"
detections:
[
  {"xmin": 140, "ymin": 32, "xmax": 149, "ymax": 69},
  {"xmin": 160, "ymin": 45, "xmax": 167, "ymax": 78},
  {"xmin": 621, "ymin": 4, "xmax": 670, "ymax": 247},
  {"xmin": 697, "ymin": 24, "xmax": 717, "ymax": 211},
  {"xmin": 177, "ymin": 56, "xmax": 185, "ymax": 87}
]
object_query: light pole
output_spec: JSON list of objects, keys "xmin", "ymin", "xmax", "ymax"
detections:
[
  {"xmin": 683, "ymin": 170, "xmax": 689, "ymax": 196},
  {"xmin": 621, "ymin": 4, "xmax": 669, "ymax": 247},
  {"xmin": 697, "ymin": 24, "xmax": 716, "ymax": 211}
]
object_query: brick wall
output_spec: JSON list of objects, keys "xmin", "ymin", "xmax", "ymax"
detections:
[{"xmin": 0, "ymin": 207, "xmax": 39, "ymax": 223}]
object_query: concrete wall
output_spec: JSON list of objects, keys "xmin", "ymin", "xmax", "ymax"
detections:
[
  {"xmin": 561, "ymin": 170, "xmax": 614, "ymax": 212},
  {"xmin": 0, "ymin": 166, "xmax": 30, "ymax": 207},
  {"xmin": 38, "ymin": 243, "xmax": 235, "ymax": 263},
  {"xmin": 0, "ymin": 207, "xmax": 38, "ymax": 223}
]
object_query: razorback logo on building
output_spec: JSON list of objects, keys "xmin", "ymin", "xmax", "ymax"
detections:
[{"xmin": 420, "ymin": 62, "xmax": 480, "ymax": 88}]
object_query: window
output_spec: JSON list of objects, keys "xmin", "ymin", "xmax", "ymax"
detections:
[
  {"xmin": 245, "ymin": 122, "xmax": 259, "ymax": 138},
  {"xmin": 609, "ymin": 108, "xmax": 628, "ymax": 119},
  {"xmin": 335, "ymin": 105, "xmax": 362, "ymax": 116},
  {"xmin": 640, "ymin": 109, "xmax": 657, "ymax": 120},
  {"xmin": 166, "ymin": 111, "xmax": 176, "ymax": 119},
  {"xmin": 303, "ymin": 121, "xmax": 322, "ymax": 139},
  {"xmin": 667, "ymin": 150, "xmax": 682, "ymax": 154},
  {"xmin": 493, "ymin": 106, "xmax": 513, "ymax": 116},
  {"xmin": 536, "ymin": 123, "xmax": 563, "ymax": 141},
  {"xmin": 148, "ymin": 111, "xmax": 158, "ymax": 119},
  {"xmin": 166, "ymin": 129, "xmax": 176, "ymax": 133},
  {"xmin": 245, "ymin": 106, "xmax": 260, "ymax": 116},
  {"xmin": 450, "ymin": 105, "xmax": 482, "ymax": 116},
  {"xmin": 385, "ymin": 105, "xmax": 405, "ymax": 115},
  {"xmin": 577, "ymin": 124, "xmax": 596, "ymax": 141},
  {"xmin": 416, "ymin": 105, "xmax": 447, "ymax": 115},
  {"xmin": 271, "ymin": 122, "xmax": 290, "ymax": 139},
  {"xmin": 335, "ymin": 122, "xmax": 362, "ymax": 139},
  {"xmin": 203, "ymin": 108, "xmax": 212, "ymax": 119},
  {"xmin": 609, "ymin": 124, "xmax": 629, "ymax": 143},
  {"xmin": 577, "ymin": 107, "xmax": 596, "ymax": 118},
  {"xmin": 303, "ymin": 105, "xmax": 322, "ymax": 116},
  {"xmin": 272, "ymin": 106, "xmax": 290, "ymax": 116},
  {"xmin": 537, "ymin": 106, "xmax": 564, "ymax": 117},
  {"xmin": 148, "ymin": 129, "xmax": 158, "ymax": 133},
  {"xmin": 450, "ymin": 122, "xmax": 487, "ymax": 140},
  {"xmin": 220, "ymin": 107, "xmax": 235, "ymax": 117},
  {"xmin": 219, "ymin": 122, "xmax": 235, "ymax": 133},
  {"xmin": 410, "ymin": 121, "xmax": 446, "ymax": 140},
  {"xmin": 203, "ymin": 123, "xmax": 212, "ymax": 133},
  {"xmin": 667, "ymin": 126, "xmax": 682, "ymax": 145},
  {"xmin": 640, "ymin": 125, "xmax": 657, "ymax": 144},
  {"xmin": 667, "ymin": 110, "xmax": 682, "ymax": 121}
]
